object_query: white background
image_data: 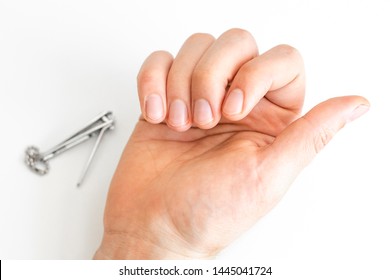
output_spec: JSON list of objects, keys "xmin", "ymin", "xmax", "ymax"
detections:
[{"xmin": 1, "ymin": 0, "xmax": 389, "ymax": 277}]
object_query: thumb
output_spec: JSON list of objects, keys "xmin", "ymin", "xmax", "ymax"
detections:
[{"xmin": 261, "ymin": 95, "xmax": 370, "ymax": 197}]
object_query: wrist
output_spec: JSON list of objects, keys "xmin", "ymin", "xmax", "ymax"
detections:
[{"xmin": 93, "ymin": 232, "xmax": 214, "ymax": 260}]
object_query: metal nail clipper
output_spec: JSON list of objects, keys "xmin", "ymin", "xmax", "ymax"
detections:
[{"xmin": 25, "ymin": 111, "xmax": 114, "ymax": 187}]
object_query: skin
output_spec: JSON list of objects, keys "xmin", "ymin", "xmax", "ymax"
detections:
[{"xmin": 94, "ymin": 28, "xmax": 370, "ymax": 259}]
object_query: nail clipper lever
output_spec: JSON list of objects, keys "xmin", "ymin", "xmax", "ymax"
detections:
[{"xmin": 25, "ymin": 111, "xmax": 114, "ymax": 187}]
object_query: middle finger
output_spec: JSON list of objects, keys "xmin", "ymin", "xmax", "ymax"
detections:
[{"xmin": 191, "ymin": 28, "xmax": 259, "ymax": 129}]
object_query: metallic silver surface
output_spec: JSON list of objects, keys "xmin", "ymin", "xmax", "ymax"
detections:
[{"xmin": 25, "ymin": 111, "xmax": 114, "ymax": 186}]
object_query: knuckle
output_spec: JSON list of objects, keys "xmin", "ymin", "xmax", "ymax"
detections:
[
  {"xmin": 274, "ymin": 44, "xmax": 304, "ymax": 72},
  {"xmin": 224, "ymin": 28, "xmax": 254, "ymax": 42},
  {"xmin": 238, "ymin": 61, "xmax": 259, "ymax": 77},
  {"xmin": 137, "ymin": 69, "xmax": 159, "ymax": 85},
  {"xmin": 275, "ymin": 44, "xmax": 297, "ymax": 55},
  {"xmin": 149, "ymin": 50, "xmax": 173, "ymax": 59},
  {"xmin": 221, "ymin": 28, "xmax": 258, "ymax": 56},
  {"xmin": 186, "ymin": 32, "xmax": 215, "ymax": 44},
  {"xmin": 301, "ymin": 116, "xmax": 335, "ymax": 155},
  {"xmin": 275, "ymin": 44, "xmax": 303, "ymax": 62},
  {"xmin": 137, "ymin": 51, "xmax": 173, "ymax": 85},
  {"xmin": 191, "ymin": 66, "xmax": 214, "ymax": 85},
  {"xmin": 312, "ymin": 125, "xmax": 335, "ymax": 154}
]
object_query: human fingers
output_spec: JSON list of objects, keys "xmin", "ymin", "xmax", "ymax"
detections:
[
  {"xmin": 259, "ymin": 95, "xmax": 370, "ymax": 203},
  {"xmin": 222, "ymin": 44, "xmax": 305, "ymax": 121},
  {"xmin": 137, "ymin": 51, "xmax": 174, "ymax": 123},
  {"xmin": 191, "ymin": 28, "xmax": 259, "ymax": 129},
  {"xmin": 166, "ymin": 33, "xmax": 215, "ymax": 131}
]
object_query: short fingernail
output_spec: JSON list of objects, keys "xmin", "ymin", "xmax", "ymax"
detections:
[
  {"xmin": 169, "ymin": 99, "xmax": 188, "ymax": 127},
  {"xmin": 145, "ymin": 94, "xmax": 164, "ymax": 121},
  {"xmin": 347, "ymin": 104, "xmax": 370, "ymax": 123},
  {"xmin": 223, "ymin": 88, "xmax": 244, "ymax": 116},
  {"xmin": 194, "ymin": 99, "xmax": 213, "ymax": 125}
]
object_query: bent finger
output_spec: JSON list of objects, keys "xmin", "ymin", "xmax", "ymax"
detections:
[
  {"xmin": 166, "ymin": 33, "xmax": 215, "ymax": 131},
  {"xmin": 222, "ymin": 44, "xmax": 305, "ymax": 121},
  {"xmin": 137, "ymin": 51, "xmax": 174, "ymax": 123},
  {"xmin": 191, "ymin": 28, "xmax": 259, "ymax": 129}
]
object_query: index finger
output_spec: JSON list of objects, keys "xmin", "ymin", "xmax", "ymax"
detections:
[{"xmin": 222, "ymin": 44, "xmax": 305, "ymax": 121}]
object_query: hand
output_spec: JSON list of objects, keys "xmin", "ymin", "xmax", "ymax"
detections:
[{"xmin": 94, "ymin": 28, "xmax": 369, "ymax": 259}]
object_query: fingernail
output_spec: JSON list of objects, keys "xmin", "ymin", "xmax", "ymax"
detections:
[
  {"xmin": 223, "ymin": 88, "xmax": 244, "ymax": 115},
  {"xmin": 347, "ymin": 104, "xmax": 370, "ymax": 123},
  {"xmin": 169, "ymin": 99, "xmax": 188, "ymax": 127},
  {"xmin": 194, "ymin": 99, "xmax": 213, "ymax": 125},
  {"xmin": 145, "ymin": 94, "xmax": 164, "ymax": 121}
]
